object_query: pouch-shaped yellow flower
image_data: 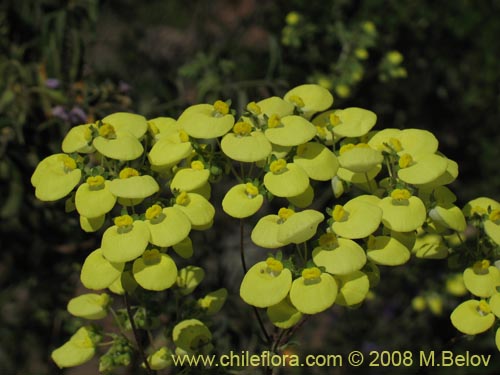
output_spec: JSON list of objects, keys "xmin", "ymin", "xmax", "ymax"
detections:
[
  {"xmin": 31, "ymin": 153, "xmax": 81, "ymax": 201},
  {"xmin": 145, "ymin": 347, "xmax": 173, "ymax": 370},
  {"xmin": 264, "ymin": 160, "xmax": 309, "ymax": 197},
  {"xmin": 368, "ymin": 128, "xmax": 438, "ymax": 158},
  {"xmin": 331, "ymin": 197, "xmax": 382, "ymax": 239},
  {"xmin": 177, "ymin": 103, "xmax": 235, "ymax": 139},
  {"xmin": 312, "ymin": 236, "xmax": 366, "ymax": 275},
  {"xmin": 146, "ymin": 205, "xmax": 191, "ymax": 248},
  {"xmin": 80, "ymin": 248, "xmax": 124, "ymax": 290},
  {"xmin": 489, "ymin": 293, "xmax": 500, "ymax": 318},
  {"xmin": 132, "ymin": 249, "xmax": 178, "ymax": 291},
  {"xmin": 62, "ymin": 124, "xmax": 94, "ymax": 153},
  {"xmin": 75, "ymin": 176, "xmax": 116, "ymax": 218},
  {"xmin": 293, "ymin": 142, "xmax": 339, "ymax": 181},
  {"xmin": 335, "ymin": 271, "xmax": 370, "ymax": 306},
  {"xmin": 67, "ymin": 293, "xmax": 110, "ymax": 320},
  {"xmin": 264, "ymin": 115, "xmax": 317, "ymax": 146},
  {"xmin": 102, "ymin": 112, "xmax": 148, "ymax": 139},
  {"xmin": 177, "ymin": 265, "xmax": 205, "ymax": 295},
  {"xmin": 170, "ymin": 163, "xmax": 210, "ymax": 192},
  {"xmin": 101, "ymin": 216, "xmax": 150, "ymax": 262},
  {"xmin": 428, "ymin": 203, "xmax": 466, "ymax": 232},
  {"xmin": 336, "ymin": 164, "xmax": 382, "ymax": 184},
  {"xmin": 148, "ymin": 130, "xmax": 192, "ymax": 167},
  {"xmin": 284, "ymin": 84, "xmax": 333, "ymax": 118},
  {"xmin": 222, "ymin": 183, "xmax": 264, "ymax": 218},
  {"xmin": 109, "ymin": 169, "xmax": 159, "ymax": 199},
  {"xmin": 464, "ymin": 198, "xmax": 500, "ymax": 245},
  {"xmin": 379, "ymin": 189, "xmax": 426, "ymax": 232},
  {"xmin": 221, "ymin": 120, "xmax": 272, "ymax": 162},
  {"xmin": 251, "ymin": 214, "xmax": 288, "ymax": 249},
  {"xmin": 463, "ymin": 260, "xmax": 500, "ymax": 298},
  {"xmin": 173, "ymin": 319, "xmax": 213, "ymax": 356},
  {"xmin": 290, "ymin": 267, "xmax": 337, "ymax": 314},
  {"xmin": 174, "ymin": 192, "xmax": 215, "ymax": 228},
  {"xmin": 256, "ymin": 96, "xmax": 294, "ymax": 118},
  {"xmin": 337, "ymin": 143, "xmax": 383, "ymax": 173},
  {"xmin": 198, "ymin": 288, "xmax": 228, "ymax": 315},
  {"xmin": 366, "ymin": 235, "xmax": 410, "ymax": 266},
  {"xmin": 93, "ymin": 128, "xmax": 144, "ymax": 161},
  {"xmin": 277, "ymin": 209, "xmax": 324, "ymax": 244},
  {"xmin": 450, "ymin": 300, "xmax": 495, "ymax": 335},
  {"xmin": 240, "ymin": 258, "xmax": 292, "ymax": 307},
  {"xmin": 267, "ymin": 296, "xmax": 302, "ymax": 328},
  {"xmin": 397, "ymin": 153, "xmax": 448, "ymax": 185},
  {"xmin": 148, "ymin": 116, "xmax": 179, "ymax": 140},
  {"xmin": 330, "ymin": 108, "xmax": 377, "ymax": 138},
  {"xmin": 51, "ymin": 326, "xmax": 97, "ymax": 368}
]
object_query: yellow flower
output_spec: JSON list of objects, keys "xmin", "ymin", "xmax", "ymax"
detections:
[
  {"xmin": 62, "ymin": 124, "xmax": 95, "ymax": 153},
  {"xmin": 293, "ymin": 142, "xmax": 339, "ymax": 181},
  {"xmin": 170, "ymin": 162, "xmax": 210, "ymax": 192},
  {"xmin": 31, "ymin": 153, "xmax": 81, "ymax": 201},
  {"xmin": 312, "ymin": 234, "xmax": 367, "ymax": 275},
  {"xmin": 222, "ymin": 183, "xmax": 264, "ymax": 218},
  {"xmin": 80, "ymin": 248, "xmax": 124, "ymax": 290},
  {"xmin": 148, "ymin": 129, "xmax": 192, "ymax": 167},
  {"xmin": 330, "ymin": 195, "xmax": 382, "ymax": 239},
  {"xmin": 75, "ymin": 176, "xmax": 116, "ymax": 218},
  {"xmin": 51, "ymin": 327, "xmax": 98, "ymax": 368},
  {"xmin": 177, "ymin": 265, "xmax": 205, "ymax": 295},
  {"xmin": 145, "ymin": 205, "xmax": 191, "ymax": 247},
  {"xmin": 174, "ymin": 192, "xmax": 215, "ymax": 229},
  {"xmin": 173, "ymin": 319, "xmax": 213, "ymax": 356},
  {"xmin": 463, "ymin": 260, "xmax": 500, "ymax": 298},
  {"xmin": 289, "ymin": 267, "xmax": 338, "ymax": 314},
  {"xmin": 266, "ymin": 296, "xmax": 302, "ymax": 328},
  {"xmin": 144, "ymin": 347, "xmax": 173, "ymax": 370},
  {"xmin": 451, "ymin": 299, "xmax": 495, "ymax": 335},
  {"xmin": 67, "ymin": 293, "xmax": 110, "ymax": 320},
  {"xmin": 221, "ymin": 124, "xmax": 272, "ymax": 162},
  {"xmin": 379, "ymin": 189, "xmax": 426, "ymax": 232},
  {"xmin": 177, "ymin": 102, "xmax": 234, "ymax": 139},
  {"xmin": 366, "ymin": 235, "xmax": 411, "ymax": 266},
  {"xmin": 240, "ymin": 258, "xmax": 292, "ymax": 307},
  {"xmin": 284, "ymin": 84, "xmax": 334, "ymax": 119},
  {"xmin": 338, "ymin": 143, "xmax": 383, "ymax": 173},
  {"xmin": 264, "ymin": 160, "xmax": 309, "ymax": 197},
  {"xmin": 264, "ymin": 115, "xmax": 317, "ymax": 146},
  {"xmin": 93, "ymin": 122, "xmax": 144, "ymax": 161},
  {"xmin": 335, "ymin": 271, "xmax": 370, "ymax": 306},
  {"xmin": 198, "ymin": 288, "xmax": 228, "ymax": 315},
  {"xmin": 109, "ymin": 168, "xmax": 159, "ymax": 200},
  {"xmin": 132, "ymin": 249, "xmax": 178, "ymax": 291}
]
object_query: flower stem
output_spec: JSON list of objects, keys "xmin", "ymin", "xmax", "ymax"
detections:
[{"xmin": 124, "ymin": 292, "xmax": 154, "ymax": 375}]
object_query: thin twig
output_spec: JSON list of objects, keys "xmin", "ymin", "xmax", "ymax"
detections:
[{"xmin": 124, "ymin": 292, "xmax": 154, "ymax": 375}]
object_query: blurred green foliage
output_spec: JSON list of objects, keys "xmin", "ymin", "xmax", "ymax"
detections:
[{"xmin": 1, "ymin": 0, "xmax": 500, "ymax": 374}]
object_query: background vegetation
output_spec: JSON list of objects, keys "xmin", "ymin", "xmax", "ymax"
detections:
[{"xmin": 1, "ymin": 0, "xmax": 499, "ymax": 374}]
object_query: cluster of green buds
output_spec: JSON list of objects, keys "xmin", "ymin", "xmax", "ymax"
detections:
[{"xmin": 31, "ymin": 83, "xmax": 500, "ymax": 371}]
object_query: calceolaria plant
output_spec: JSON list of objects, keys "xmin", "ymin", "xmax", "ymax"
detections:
[{"xmin": 32, "ymin": 83, "xmax": 500, "ymax": 373}]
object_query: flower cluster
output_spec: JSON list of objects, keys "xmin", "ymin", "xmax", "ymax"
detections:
[{"xmin": 31, "ymin": 83, "xmax": 500, "ymax": 372}]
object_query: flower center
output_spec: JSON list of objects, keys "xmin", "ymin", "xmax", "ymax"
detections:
[
  {"xmin": 302, "ymin": 267, "xmax": 321, "ymax": 284},
  {"xmin": 179, "ymin": 130, "xmax": 190, "ymax": 142},
  {"xmin": 213, "ymin": 100, "xmax": 229, "ymax": 116},
  {"xmin": 473, "ymin": 259, "xmax": 490, "ymax": 274},
  {"xmin": 233, "ymin": 121, "xmax": 253, "ymax": 136},
  {"xmin": 332, "ymin": 204, "xmax": 348, "ymax": 222},
  {"xmin": 489, "ymin": 209, "xmax": 500, "ymax": 223},
  {"xmin": 191, "ymin": 160, "xmax": 205, "ymax": 170},
  {"xmin": 246, "ymin": 101, "xmax": 261, "ymax": 115},
  {"xmin": 319, "ymin": 233, "xmax": 338, "ymax": 248},
  {"xmin": 87, "ymin": 175, "xmax": 105, "ymax": 190},
  {"xmin": 145, "ymin": 204, "xmax": 163, "ymax": 221},
  {"xmin": 391, "ymin": 188, "xmax": 411, "ymax": 201},
  {"xmin": 267, "ymin": 114, "xmax": 282, "ymax": 128},
  {"xmin": 119, "ymin": 167, "xmax": 140, "ymax": 179},
  {"xmin": 143, "ymin": 249, "xmax": 161, "ymax": 265},
  {"xmin": 98, "ymin": 123, "xmax": 116, "ymax": 139},
  {"xmin": 60, "ymin": 155, "xmax": 77, "ymax": 172},
  {"xmin": 176, "ymin": 191, "xmax": 190, "ymax": 206},
  {"xmin": 278, "ymin": 207, "xmax": 295, "ymax": 222},
  {"xmin": 329, "ymin": 113, "xmax": 341, "ymax": 127},
  {"xmin": 245, "ymin": 183, "xmax": 259, "ymax": 198},
  {"xmin": 266, "ymin": 257, "xmax": 283, "ymax": 276},
  {"xmin": 269, "ymin": 159, "xmax": 287, "ymax": 174},
  {"xmin": 398, "ymin": 153, "xmax": 413, "ymax": 168},
  {"xmin": 477, "ymin": 300, "xmax": 492, "ymax": 316},
  {"xmin": 114, "ymin": 214, "xmax": 134, "ymax": 233},
  {"xmin": 388, "ymin": 137, "xmax": 403, "ymax": 152},
  {"xmin": 288, "ymin": 94, "xmax": 305, "ymax": 108}
]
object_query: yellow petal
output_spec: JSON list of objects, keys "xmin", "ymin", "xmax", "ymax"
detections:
[
  {"xmin": 450, "ymin": 300, "xmax": 495, "ymax": 335},
  {"xmin": 331, "ymin": 198, "xmax": 382, "ymax": 239},
  {"xmin": 178, "ymin": 104, "xmax": 234, "ymax": 139},
  {"xmin": 398, "ymin": 153, "xmax": 448, "ymax": 185},
  {"xmin": 463, "ymin": 266, "xmax": 500, "ymax": 298},
  {"xmin": 312, "ymin": 238, "xmax": 366, "ymax": 275},
  {"xmin": 93, "ymin": 131, "xmax": 144, "ymax": 160},
  {"xmin": 51, "ymin": 327, "xmax": 96, "ymax": 368},
  {"xmin": 172, "ymin": 319, "xmax": 212, "ymax": 355},
  {"xmin": 278, "ymin": 209, "xmax": 324, "ymax": 244},
  {"xmin": 251, "ymin": 215, "xmax": 287, "ymax": 249},
  {"xmin": 338, "ymin": 145, "xmax": 383, "ymax": 173},
  {"xmin": 289, "ymin": 273, "xmax": 337, "ymax": 314},
  {"xmin": 62, "ymin": 124, "xmax": 94, "ymax": 153},
  {"xmin": 221, "ymin": 131, "xmax": 272, "ymax": 162},
  {"xmin": 102, "ymin": 112, "xmax": 148, "ymax": 138},
  {"xmin": 67, "ymin": 293, "xmax": 109, "ymax": 320},
  {"xmin": 335, "ymin": 271, "xmax": 370, "ymax": 306},
  {"xmin": 379, "ymin": 195, "xmax": 426, "ymax": 232},
  {"xmin": 174, "ymin": 193, "xmax": 215, "ymax": 227},
  {"xmin": 147, "ymin": 207, "xmax": 191, "ymax": 247},
  {"xmin": 171, "ymin": 168, "xmax": 210, "ymax": 192},
  {"xmin": 256, "ymin": 96, "xmax": 294, "ymax": 117},
  {"xmin": 132, "ymin": 251, "xmax": 178, "ymax": 291},
  {"xmin": 177, "ymin": 265, "xmax": 205, "ymax": 295},
  {"xmin": 79, "ymin": 215, "xmax": 105, "ymax": 233},
  {"xmin": 101, "ymin": 220, "xmax": 150, "ymax": 262},
  {"xmin": 109, "ymin": 175, "xmax": 159, "ymax": 199},
  {"xmin": 264, "ymin": 163, "xmax": 309, "ymax": 197},
  {"xmin": 198, "ymin": 288, "xmax": 228, "ymax": 315},
  {"xmin": 287, "ymin": 184, "xmax": 314, "ymax": 208},
  {"xmin": 240, "ymin": 261, "xmax": 292, "ymax": 307},
  {"xmin": 267, "ymin": 297, "xmax": 302, "ymax": 328},
  {"xmin": 332, "ymin": 107, "xmax": 377, "ymax": 138},
  {"xmin": 284, "ymin": 84, "xmax": 333, "ymax": 118},
  {"xmin": 366, "ymin": 236, "xmax": 410, "ymax": 266},
  {"xmin": 75, "ymin": 180, "xmax": 116, "ymax": 218},
  {"xmin": 80, "ymin": 249, "xmax": 124, "ymax": 290},
  {"xmin": 222, "ymin": 184, "xmax": 264, "ymax": 219},
  {"xmin": 148, "ymin": 134, "xmax": 192, "ymax": 167},
  {"xmin": 293, "ymin": 142, "xmax": 339, "ymax": 181},
  {"xmin": 264, "ymin": 115, "xmax": 316, "ymax": 146},
  {"xmin": 172, "ymin": 237, "xmax": 194, "ymax": 259}
]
